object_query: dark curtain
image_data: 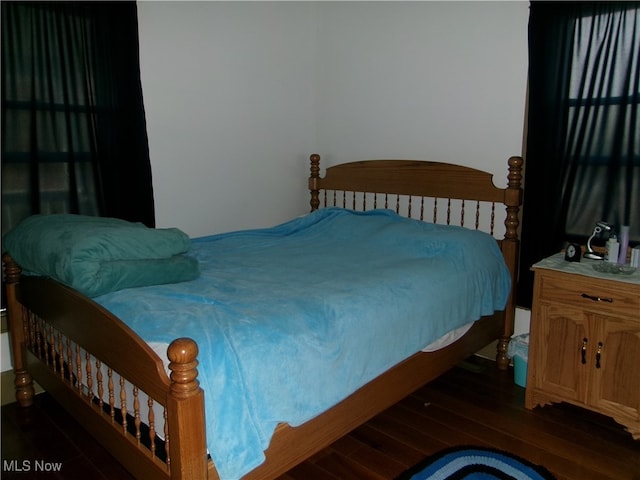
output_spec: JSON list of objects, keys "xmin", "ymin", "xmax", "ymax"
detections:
[
  {"xmin": 1, "ymin": 1, "xmax": 154, "ymax": 237},
  {"xmin": 518, "ymin": 2, "xmax": 640, "ymax": 307}
]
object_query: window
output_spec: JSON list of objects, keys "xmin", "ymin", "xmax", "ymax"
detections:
[
  {"xmin": 1, "ymin": 2, "xmax": 155, "ymax": 239},
  {"xmin": 518, "ymin": 2, "xmax": 640, "ymax": 308},
  {"xmin": 2, "ymin": 4, "xmax": 102, "ymax": 236},
  {"xmin": 564, "ymin": 7, "xmax": 640, "ymax": 240}
]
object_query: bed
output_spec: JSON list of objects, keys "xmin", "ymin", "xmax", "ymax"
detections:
[{"xmin": 3, "ymin": 154, "xmax": 523, "ymax": 480}]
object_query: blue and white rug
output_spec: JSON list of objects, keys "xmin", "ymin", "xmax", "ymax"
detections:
[{"xmin": 398, "ymin": 446, "xmax": 557, "ymax": 480}]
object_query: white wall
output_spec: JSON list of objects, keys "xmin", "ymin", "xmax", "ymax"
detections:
[
  {"xmin": 314, "ymin": 1, "xmax": 529, "ymax": 180},
  {"xmin": 137, "ymin": 1, "xmax": 319, "ymax": 238},
  {"xmin": 137, "ymin": 1, "xmax": 529, "ymax": 237}
]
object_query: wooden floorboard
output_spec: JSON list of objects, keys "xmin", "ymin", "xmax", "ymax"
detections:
[{"xmin": 2, "ymin": 356, "xmax": 638, "ymax": 479}]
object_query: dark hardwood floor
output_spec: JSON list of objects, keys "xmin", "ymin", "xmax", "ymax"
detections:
[{"xmin": 2, "ymin": 356, "xmax": 639, "ymax": 480}]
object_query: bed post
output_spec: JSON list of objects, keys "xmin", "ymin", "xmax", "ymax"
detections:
[
  {"xmin": 496, "ymin": 156, "xmax": 524, "ymax": 370},
  {"xmin": 309, "ymin": 153, "xmax": 321, "ymax": 211},
  {"xmin": 166, "ymin": 338, "xmax": 209, "ymax": 480},
  {"xmin": 2, "ymin": 254, "xmax": 36, "ymax": 407}
]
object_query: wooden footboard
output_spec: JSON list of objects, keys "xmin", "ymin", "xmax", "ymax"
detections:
[{"xmin": 3, "ymin": 255, "xmax": 208, "ymax": 480}]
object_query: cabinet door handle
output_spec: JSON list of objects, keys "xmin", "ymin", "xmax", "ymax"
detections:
[
  {"xmin": 581, "ymin": 338, "xmax": 588, "ymax": 364},
  {"xmin": 596, "ymin": 342, "xmax": 603, "ymax": 369},
  {"xmin": 581, "ymin": 293, "xmax": 613, "ymax": 303}
]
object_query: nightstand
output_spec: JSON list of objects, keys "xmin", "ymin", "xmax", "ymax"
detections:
[{"xmin": 525, "ymin": 253, "xmax": 640, "ymax": 440}]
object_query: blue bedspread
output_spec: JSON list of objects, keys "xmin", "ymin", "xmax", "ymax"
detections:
[{"xmin": 94, "ymin": 208, "xmax": 511, "ymax": 479}]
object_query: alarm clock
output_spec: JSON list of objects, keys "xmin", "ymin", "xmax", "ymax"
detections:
[{"xmin": 564, "ymin": 243, "xmax": 581, "ymax": 262}]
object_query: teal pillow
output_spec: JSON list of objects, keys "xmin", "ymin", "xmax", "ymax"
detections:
[{"xmin": 3, "ymin": 214, "xmax": 200, "ymax": 297}]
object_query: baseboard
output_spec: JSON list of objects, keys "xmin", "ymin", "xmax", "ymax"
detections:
[
  {"xmin": 1, "ymin": 370, "xmax": 15, "ymax": 405},
  {"xmin": 1, "ymin": 370, "xmax": 43, "ymax": 406},
  {"xmin": 475, "ymin": 340, "xmax": 499, "ymax": 361}
]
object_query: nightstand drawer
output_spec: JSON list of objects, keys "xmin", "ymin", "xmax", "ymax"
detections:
[{"xmin": 539, "ymin": 273, "xmax": 640, "ymax": 318}]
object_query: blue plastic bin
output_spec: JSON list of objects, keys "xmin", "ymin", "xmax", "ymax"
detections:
[{"xmin": 507, "ymin": 334, "xmax": 529, "ymax": 388}]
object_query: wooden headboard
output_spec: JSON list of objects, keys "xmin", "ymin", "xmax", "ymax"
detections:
[{"xmin": 309, "ymin": 154, "xmax": 522, "ymax": 235}]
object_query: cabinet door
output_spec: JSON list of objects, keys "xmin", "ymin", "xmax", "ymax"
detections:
[
  {"xmin": 591, "ymin": 314, "xmax": 640, "ymax": 422},
  {"xmin": 534, "ymin": 303, "xmax": 590, "ymax": 403}
]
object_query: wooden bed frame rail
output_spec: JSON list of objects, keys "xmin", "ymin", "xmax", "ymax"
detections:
[{"xmin": 3, "ymin": 154, "xmax": 523, "ymax": 480}]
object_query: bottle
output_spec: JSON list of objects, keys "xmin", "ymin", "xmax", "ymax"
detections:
[
  {"xmin": 605, "ymin": 232, "xmax": 619, "ymax": 264},
  {"xmin": 631, "ymin": 245, "xmax": 640, "ymax": 268},
  {"xmin": 618, "ymin": 225, "xmax": 630, "ymax": 264}
]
